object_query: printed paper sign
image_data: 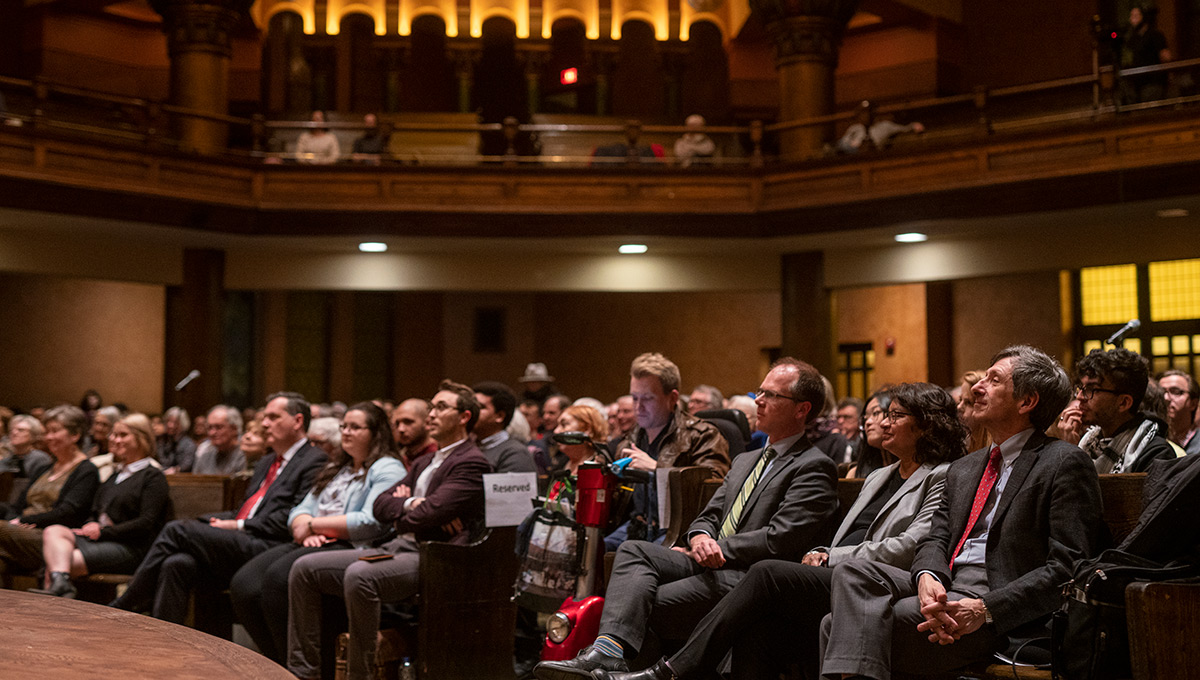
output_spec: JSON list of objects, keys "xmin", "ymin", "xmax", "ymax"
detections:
[{"xmin": 485, "ymin": 472, "xmax": 539, "ymax": 527}]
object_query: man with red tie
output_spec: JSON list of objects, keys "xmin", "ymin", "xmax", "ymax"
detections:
[
  {"xmin": 819, "ymin": 345, "xmax": 1105, "ymax": 679},
  {"xmin": 111, "ymin": 392, "xmax": 326, "ymax": 624}
]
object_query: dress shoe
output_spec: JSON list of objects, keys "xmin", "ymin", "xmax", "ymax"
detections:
[
  {"xmin": 534, "ymin": 645, "xmax": 629, "ymax": 680},
  {"xmin": 593, "ymin": 659, "xmax": 677, "ymax": 680},
  {"xmin": 29, "ymin": 571, "xmax": 77, "ymax": 599}
]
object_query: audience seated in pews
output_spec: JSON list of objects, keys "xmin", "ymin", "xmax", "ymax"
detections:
[
  {"xmin": 229, "ymin": 402, "xmax": 406, "ymax": 664},
  {"xmin": 192, "ymin": 405, "xmax": 247, "ymax": 475},
  {"xmin": 32, "ymin": 413, "xmax": 170, "ymax": 598},
  {"xmin": 157, "ymin": 406, "xmax": 196, "ymax": 474},
  {"xmin": 0, "ymin": 406, "xmax": 100, "ymax": 579},
  {"xmin": 1074, "ymin": 348, "xmax": 1175, "ymax": 473}
]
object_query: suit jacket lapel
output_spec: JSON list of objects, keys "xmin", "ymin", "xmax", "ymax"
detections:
[
  {"xmin": 831, "ymin": 462, "xmax": 895, "ymax": 545},
  {"xmin": 990, "ymin": 432, "xmax": 1045, "ymax": 527},
  {"xmin": 738, "ymin": 437, "xmax": 810, "ymax": 516},
  {"xmin": 876, "ymin": 463, "xmax": 932, "ymax": 520}
]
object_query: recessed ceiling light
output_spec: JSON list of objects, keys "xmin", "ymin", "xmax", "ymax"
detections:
[
  {"xmin": 1156, "ymin": 208, "xmax": 1189, "ymax": 218},
  {"xmin": 619, "ymin": 244, "xmax": 648, "ymax": 254},
  {"xmin": 358, "ymin": 242, "xmax": 387, "ymax": 252},
  {"xmin": 894, "ymin": 232, "xmax": 928, "ymax": 243}
]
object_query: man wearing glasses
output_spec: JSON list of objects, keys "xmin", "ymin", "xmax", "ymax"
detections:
[
  {"xmin": 286, "ymin": 380, "xmax": 491, "ymax": 680},
  {"xmin": 535, "ymin": 358, "xmax": 838, "ymax": 680},
  {"xmin": 1158, "ymin": 369, "xmax": 1200, "ymax": 455},
  {"xmin": 1074, "ymin": 348, "xmax": 1175, "ymax": 473}
]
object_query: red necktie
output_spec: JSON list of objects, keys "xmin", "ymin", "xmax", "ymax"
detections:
[
  {"xmin": 236, "ymin": 455, "xmax": 283, "ymax": 520},
  {"xmin": 949, "ymin": 446, "xmax": 1003, "ymax": 567}
]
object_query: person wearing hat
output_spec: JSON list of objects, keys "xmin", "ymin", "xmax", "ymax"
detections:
[{"xmin": 519, "ymin": 362, "xmax": 559, "ymax": 403}]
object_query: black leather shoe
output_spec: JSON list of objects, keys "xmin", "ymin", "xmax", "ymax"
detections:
[
  {"xmin": 29, "ymin": 571, "xmax": 76, "ymax": 599},
  {"xmin": 593, "ymin": 660, "xmax": 676, "ymax": 680},
  {"xmin": 534, "ymin": 645, "xmax": 629, "ymax": 680}
]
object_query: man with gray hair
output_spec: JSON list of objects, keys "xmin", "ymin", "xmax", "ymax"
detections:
[
  {"xmin": 306, "ymin": 417, "xmax": 342, "ymax": 457},
  {"xmin": 686, "ymin": 385, "xmax": 725, "ymax": 416},
  {"xmin": 193, "ymin": 405, "xmax": 247, "ymax": 475},
  {"xmin": 819, "ymin": 345, "xmax": 1105, "ymax": 680},
  {"xmin": 158, "ymin": 406, "xmax": 196, "ymax": 474}
]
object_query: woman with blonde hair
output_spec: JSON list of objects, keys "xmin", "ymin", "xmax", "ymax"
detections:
[
  {"xmin": 34, "ymin": 413, "xmax": 170, "ymax": 598},
  {"xmin": 957, "ymin": 370, "xmax": 992, "ymax": 452}
]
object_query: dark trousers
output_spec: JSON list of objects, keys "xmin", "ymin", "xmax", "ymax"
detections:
[
  {"xmin": 664, "ymin": 559, "xmax": 832, "ymax": 680},
  {"xmin": 599, "ymin": 540, "xmax": 738, "ymax": 656},
  {"xmin": 231, "ymin": 541, "xmax": 349, "ymax": 662},
  {"xmin": 112, "ymin": 518, "xmax": 275, "ymax": 624},
  {"xmin": 819, "ymin": 559, "xmax": 1002, "ymax": 680}
]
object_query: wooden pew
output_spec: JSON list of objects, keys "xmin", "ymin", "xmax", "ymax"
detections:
[
  {"xmin": 1126, "ymin": 581, "xmax": 1200, "ymax": 680},
  {"xmin": 334, "ymin": 526, "xmax": 520, "ymax": 680}
]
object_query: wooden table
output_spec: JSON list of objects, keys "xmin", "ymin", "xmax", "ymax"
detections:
[{"xmin": 0, "ymin": 589, "xmax": 294, "ymax": 679}]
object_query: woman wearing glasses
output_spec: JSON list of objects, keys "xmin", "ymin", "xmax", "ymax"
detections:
[
  {"xmin": 601, "ymin": 382, "xmax": 966, "ymax": 680},
  {"xmin": 229, "ymin": 401, "xmax": 406, "ymax": 664}
]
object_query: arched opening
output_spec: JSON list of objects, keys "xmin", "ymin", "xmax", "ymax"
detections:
[
  {"xmin": 472, "ymin": 16, "xmax": 531, "ymax": 154},
  {"xmin": 611, "ymin": 20, "xmax": 664, "ymax": 119},
  {"xmin": 342, "ymin": 13, "xmax": 384, "ymax": 113},
  {"xmin": 540, "ymin": 18, "xmax": 595, "ymax": 114},
  {"xmin": 402, "ymin": 14, "xmax": 456, "ymax": 112},
  {"xmin": 263, "ymin": 11, "xmax": 311, "ymax": 115},
  {"xmin": 680, "ymin": 20, "xmax": 730, "ymax": 123}
]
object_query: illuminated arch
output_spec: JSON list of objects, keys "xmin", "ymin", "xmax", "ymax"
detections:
[
  {"xmin": 542, "ymin": 0, "xmax": 599, "ymax": 40},
  {"xmin": 326, "ymin": 0, "xmax": 386, "ymax": 35},
  {"xmin": 400, "ymin": 1, "xmax": 458, "ymax": 37},
  {"xmin": 470, "ymin": 0, "xmax": 530, "ymax": 39},
  {"xmin": 255, "ymin": 0, "xmax": 316, "ymax": 35},
  {"xmin": 680, "ymin": 15, "xmax": 726, "ymax": 41},
  {"xmin": 610, "ymin": 0, "xmax": 668, "ymax": 41}
]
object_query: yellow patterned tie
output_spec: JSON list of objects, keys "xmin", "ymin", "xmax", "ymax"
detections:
[{"xmin": 718, "ymin": 445, "xmax": 777, "ymax": 539}]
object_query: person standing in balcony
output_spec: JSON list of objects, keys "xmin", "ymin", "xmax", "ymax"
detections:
[
  {"xmin": 1120, "ymin": 5, "xmax": 1172, "ymax": 104},
  {"xmin": 295, "ymin": 110, "xmax": 340, "ymax": 164}
]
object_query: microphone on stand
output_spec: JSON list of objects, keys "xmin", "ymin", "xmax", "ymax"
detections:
[
  {"xmin": 174, "ymin": 370, "xmax": 201, "ymax": 391},
  {"xmin": 1105, "ymin": 319, "xmax": 1141, "ymax": 347}
]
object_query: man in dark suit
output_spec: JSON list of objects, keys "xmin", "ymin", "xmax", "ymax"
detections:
[
  {"xmin": 820, "ymin": 345, "xmax": 1105, "ymax": 679},
  {"xmin": 534, "ymin": 358, "xmax": 839, "ymax": 680},
  {"xmin": 286, "ymin": 380, "xmax": 491, "ymax": 680},
  {"xmin": 111, "ymin": 391, "xmax": 326, "ymax": 624}
]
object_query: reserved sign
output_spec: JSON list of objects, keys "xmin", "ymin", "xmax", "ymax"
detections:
[{"xmin": 484, "ymin": 472, "xmax": 539, "ymax": 527}]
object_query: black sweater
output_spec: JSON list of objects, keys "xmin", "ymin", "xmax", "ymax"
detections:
[
  {"xmin": 17, "ymin": 459, "xmax": 100, "ymax": 528},
  {"xmin": 92, "ymin": 465, "xmax": 171, "ymax": 552}
]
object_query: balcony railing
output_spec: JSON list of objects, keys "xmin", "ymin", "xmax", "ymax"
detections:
[{"xmin": 3, "ymin": 57, "xmax": 1200, "ymax": 167}]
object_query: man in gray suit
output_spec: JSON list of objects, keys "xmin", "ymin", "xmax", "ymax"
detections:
[
  {"xmin": 535, "ymin": 358, "xmax": 839, "ymax": 680},
  {"xmin": 820, "ymin": 345, "xmax": 1105, "ymax": 679}
]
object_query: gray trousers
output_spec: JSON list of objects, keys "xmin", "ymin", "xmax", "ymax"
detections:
[
  {"xmin": 819, "ymin": 559, "xmax": 1002, "ymax": 680},
  {"xmin": 287, "ymin": 537, "xmax": 420, "ymax": 680}
]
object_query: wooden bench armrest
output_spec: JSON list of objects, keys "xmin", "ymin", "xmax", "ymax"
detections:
[
  {"xmin": 661, "ymin": 466, "xmax": 721, "ymax": 548},
  {"xmin": 1126, "ymin": 580, "xmax": 1200, "ymax": 680}
]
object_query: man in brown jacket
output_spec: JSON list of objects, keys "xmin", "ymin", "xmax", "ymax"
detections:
[{"xmin": 605, "ymin": 353, "xmax": 730, "ymax": 550}]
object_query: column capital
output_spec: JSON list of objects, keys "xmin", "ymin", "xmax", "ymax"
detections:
[
  {"xmin": 151, "ymin": 0, "xmax": 254, "ymax": 58},
  {"xmin": 750, "ymin": 0, "xmax": 858, "ymax": 66}
]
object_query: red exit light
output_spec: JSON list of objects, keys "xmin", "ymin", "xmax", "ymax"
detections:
[{"xmin": 560, "ymin": 67, "xmax": 578, "ymax": 85}]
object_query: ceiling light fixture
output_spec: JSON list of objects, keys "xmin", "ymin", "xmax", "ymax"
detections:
[
  {"xmin": 894, "ymin": 232, "xmax": 928, "ymax": 243},
  {"xmin": 358, "ymin": 242, "xmax": 387, "ymax": 252},
  {"xmin": 619, "ymin": 244, "xmax": 648, "ymax": 254}
]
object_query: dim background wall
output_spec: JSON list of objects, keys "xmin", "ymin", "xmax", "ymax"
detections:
[
  {"xmin": 0, "ymin": 273, "xmax": 166, "ymax": 413},
  {"xmin": 834, "ymin": 283, "xmax": 929, "ymax": 392},
  {"xmin": 951, "ymin": 271, "xmax": 1065, "ymax": 379}
]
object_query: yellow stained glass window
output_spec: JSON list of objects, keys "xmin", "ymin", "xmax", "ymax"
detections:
[
  {"xmin": 1153, "ymin": 357, "xmax": 1169, "ymax": 374},
  {"xmin": 1083, "ymin": 339, "xmax": 1103, "ymax": 356},
  {"xmin": 836, "ymin": 374, "xmax": 848, "ymax": 398},
  {"xmin": 1080, "ymin": 265, "xmax": 1138, "ymax": 326},
  {"xmin": 1173, "ymin": 335, "xmax": 1191, "ymax": 355},
  {"xmin": 1149, "ymin": 258, "xmax": 1200, "ymax": 322},
  {"xmin": 1124, "ymin": 337, "xmax": 1142, "ymax": 355},
  {"xmin": 1152, "ymin": 336, "xmax": 1170, "ymax": 356}
]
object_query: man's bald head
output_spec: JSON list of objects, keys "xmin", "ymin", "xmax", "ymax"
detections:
[{"xmin": 392, "ymin": 398, "xmax": 432, "ymax": 447}]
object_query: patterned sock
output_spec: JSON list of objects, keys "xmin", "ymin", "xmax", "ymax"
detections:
[{"xmin": 592, "ymin": 634, "xmax": 623, "ymax": 659}]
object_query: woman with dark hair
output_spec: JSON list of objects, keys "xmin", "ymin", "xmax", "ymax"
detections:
[
  {"xmin": 848, "ymin": 388, "xmax": 896, "ymax": 479},
  {"xmin": 0, "ymin": 405, "xmax": 100, "ymax": 576},
  {"xmin": 602, "ymin": 382, "xmax": 967, "ymax": 680},
  {"xmin": 34, "ymin": 413, "xmax": 170, "ymax": 598},
  {"xmin": 229, "ymin": 402, "xmax": 406, "ymax": 663}
]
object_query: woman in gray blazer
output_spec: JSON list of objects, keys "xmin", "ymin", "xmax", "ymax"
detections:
[{"xmin": 600, "ymin": 382, "xmax": 968, "ymax": 680}]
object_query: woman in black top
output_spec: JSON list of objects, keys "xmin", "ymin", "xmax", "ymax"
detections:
[
  {"xmin": 36, "ymin": 413, "xmax": 170, "ymax": 598},
  {"xmin": 0, "ymin": 405, "xmax": 99, "ymax": 576}
]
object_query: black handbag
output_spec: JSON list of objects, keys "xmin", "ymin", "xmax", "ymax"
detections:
[{"xmin": 1051, "ymin": 548, "xmax": 1200, "ymax": 680}]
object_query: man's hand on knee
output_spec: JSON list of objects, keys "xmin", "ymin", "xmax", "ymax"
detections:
[
  {"xmin": 688, "ymin": 534, "xmax": 725, "ymax": 569},
  {"xmin": 916, "ymin": 573, "xmax": 958, "ymax": 644}
]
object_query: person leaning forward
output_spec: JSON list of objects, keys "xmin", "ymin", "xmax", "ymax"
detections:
[
  {"xmin": 819, "ymin": 345, "xmax": 1105, "ymax": 680},
  {"xmin": 534, "ymin": 357, "xmax": 838, "ymax": 680}
]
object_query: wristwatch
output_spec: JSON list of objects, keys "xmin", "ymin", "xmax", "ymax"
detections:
[{"xmin": 980, "ymin": 600, "xmax": 993, "ymax": 625}]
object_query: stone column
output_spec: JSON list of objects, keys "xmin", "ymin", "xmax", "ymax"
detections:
[
  {"xmin": 152, "ymin": 0, "xmax": 253, "ymax": 153},
  {"xmin": 780, "ymin": 251, "xmax": 833, "ymax": 378},
  {"xmin": 163, "ymin": 249, "xmax": 225, "ymax": 416},
  {"xmin": 750, "ymin": 0, "xmax": 857, "ymax": 157}
]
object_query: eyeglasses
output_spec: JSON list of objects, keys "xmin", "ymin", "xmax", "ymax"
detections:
[
  {"xmin": 1075, "ymin": 385, "xmax": 1121, "ymax": 400},
  {"xmin": 883, "ymin": 410, "xmax": 913, "ymax": 422},
  {"xmin": 339, "ymin": 423, "xmax": 368, "ymax": 432},
  {"xmin": 1163, "ymin": 387, "xmax": 1190, "ymax": 398},
  {"xmin": 755, "ymin": 389, "xmax": 802, "ymax": 403},
  {"xmin": 430, "ymin": 401, "xmax": 462, "ymax": 413}
]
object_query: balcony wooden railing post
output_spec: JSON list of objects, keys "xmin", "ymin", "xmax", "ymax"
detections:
[
  {"xmin": 145, "ymin": 99, "xmax": 163, "ymax": 147},
  {"xmin": 503, "ymin": 116, "xmax": 519, "ymax": 166},
  {"xmin": 750, "ymin": 120, "xmax": 764, "ymax": 168},
  {"xmin": 251, "ymin": 114, "xmax": 266, "ymax": 154},
  {"xmin": 32, "ymin": 77, "xmax": 48, "ymax": 129},
  {"xmin": 973, "ymin": 85, "xmax": 992, "ymax": 135},
  {"xmin": 625, "ymin": 120, "xmax": 641, "ymax": 165}
]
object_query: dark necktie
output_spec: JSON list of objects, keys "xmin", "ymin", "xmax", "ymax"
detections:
[{"xmin": 950, "ymin": 446, "xmax": 1003, "ymax": 567}]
